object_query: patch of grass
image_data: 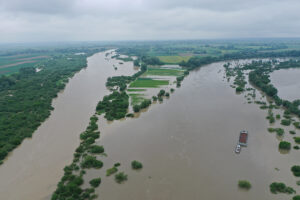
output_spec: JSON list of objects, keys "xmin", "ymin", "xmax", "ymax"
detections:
[
  {"xmin": 157, "ymin": 55, "xmax": 191, "ymax": 64},
  {"xmin": 238, "ymin": 180, "xmax": 251, "ymax": 190},
  {"xmin": 292, "ymin": 166, "xmax": 300, "ymax": 177},
  {"xmin": 127, "ymin": 89, "xmax": 146, "ymax": 92},
  {"xmin": 279, "ymin": 141, "xmax": 291, "ymax": 150},
  {"xmin": 144, "ymin": 68, "xmax": 185, "ymax": 76},
  {"xmin": 294, "ymin": 137, "xmax": 300, "ymax": 144},
  {"xmin": 115, "ymin": 172, "xmax": 128, "ymax": 183},
  {"xmin": 88, "ymin": 145, "xmax": 104, "ymax": 154},
  {"xmin": 131, "ymin": 160, "xmax": 143, "ymax": 170},
  {"xmin": 281, "ymin": 119, "xmax": 291, "ymax": 126},
  {"xmin": 268, "ymin": 128, "xmax": 284, "ymax": 136},
  {"xmin": 293, "ymin": 195, "xmax": 300, "ymax": 200},
  {"xmin": 294, "ymin": 122, "xmax": 300, "ymax": 129},
  {"xmin": 129, "ymin": 78, "xmax": 169, "ymax": 88},
  {"xmin": 290, "ymin": 130, "xmax": 296, "ymax": 135},
  {"xmin": 129, "ymin": 93, "xmax": 145, "ymax": 105},
  {"xmin": 270, "ymin": 182, "xmax": 295, "ymax": 194},
  {"xmin": 276, "ymin": 114, "xmax": 281, "ymax": 119},
  {"xmin": 80, "ymin": 155, "xmax": 103, "ymax": 169},
  {"xmin": 89, "ymin": 178, "xmax": 101, "ymax": 187},
  {"xmin": 106, "ymin": 167, "xmax": 118, "ymax": 176}
]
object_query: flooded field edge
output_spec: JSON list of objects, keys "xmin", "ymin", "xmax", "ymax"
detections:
[{"xmin": 1, "ymin": 54, "xmax": 300, "ymax": 200}]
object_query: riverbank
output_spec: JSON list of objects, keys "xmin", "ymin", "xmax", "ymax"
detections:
[
  {"xmin": 0, "ymin": 50, "xmax": 137, "ymax": 200},
  {"xmin": 88, "ymin": 61, "xmax": 300, "ymax": 200}
]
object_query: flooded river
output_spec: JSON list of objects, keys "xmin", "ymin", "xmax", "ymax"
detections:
[
  {"xmin": 270, "ymin": 68, "xmax": 300, "ymax": 101},
  {"xmin": 88, "ymin": 62, "xmax": 300, "ymax": 200},
  {"xmin": 0, "ymin": 51, "xmax": 137, "ymax": 200},
  {"xmin": 1, "ymin": 54, "xmax": 299, "ymax": 200}
]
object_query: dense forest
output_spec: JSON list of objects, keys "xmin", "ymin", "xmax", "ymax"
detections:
[{"xmin": 0, "ymin": 48, "xmax": 103, "ymax": 163}]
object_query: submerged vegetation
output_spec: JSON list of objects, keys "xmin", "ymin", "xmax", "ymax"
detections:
[
  {"xmin": 238, "ymin": 180, "xmax": 252, "ymax": 190},
  {"xmin": 248, "ymin": 60, "xmax": 300, "ymax": 117},
  {"xmin": 106, "ymin": 166, "xmax": 118, "ymax": 176},
  {"xmin": 115, "ymin": 172, "xmax": 128, "ymax": 183},
  {"xmin": 89, "ymin": 178, "xmax": 101, "ymax": 188},
  {"xmin": 52, "ymin": 115, "xmax": 104, "ymax": 199},
  {"xmin": 279, "ymin": 141, "xmax": 291, "ymax": 150},
  {"xmin": 131, "ymin": 160, "xmax": 143, "ymax": 170},
  {"xmin": 6, "ymin": 41, "xmax": 300, "ymax": 198},
  {"xmin": 291, "ymin": 166, "xmax": 300, "ymax": 177},
  {"xmin": 268, "ymin": 128, "xmax": 284, "ymax": 136},
  {"xmin": 270, "ymin": 182, "xmax": 296, "ymax": 194}
]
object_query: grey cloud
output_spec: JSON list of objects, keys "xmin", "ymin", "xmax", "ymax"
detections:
[
  {"xmin": 0, "ymin": 0, "xmax": 300, "ymax": 42},
  {"xmin": 0, "ymin": 0, "xmax": 75, "ymax": 14}
]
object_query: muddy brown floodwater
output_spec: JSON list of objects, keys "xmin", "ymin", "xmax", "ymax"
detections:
[
  {"xmin": 84, "ymin": 61, "xmax": 300, "ymax": 200},
  {"xmin": 1, "ymin": 54, "xmax": 300, "ymax": 200},
  {"xmin": 0, "ymin": 50, "xmax": 137, "ymax": 200},
  {"xmin": 270, "ymin": 68, "xmax": 300, "ymax": 101}
]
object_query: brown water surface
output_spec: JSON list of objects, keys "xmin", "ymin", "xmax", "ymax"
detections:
[
  {"xmin": 0, "ymin": 51, "xmax": 137, "ymax": 200},
  {"xmin": 270, "ymin": 68, "xmax": 300, "ymax": 101},
  {"xmin": 87, "ymin": 62, "xmax": 300, "ymax": 200},
  {"xmin": 1, "ymin": 55, "xmax": 299, "ymax": 200}
]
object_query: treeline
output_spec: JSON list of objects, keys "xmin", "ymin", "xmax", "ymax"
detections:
[
  {"xmin": 0, "ymin": 48, "xmax": 101, "ymax": 164},
  {"xmin": 249, "ymin": 69, "xmax": 278, "ymax": 97},
  {"xmin": 52, "ymin": 115, "xmax": 104, "ymax": 200},
  {"xmin": 221, "ymin": 50, "xmax": 300, "ymax": 60},
  {"xmin": 96, "ymin": 91, "xmax": 129, "ymax": 121},
  {"xmin": 248, "ymin": 60, "xmax": 300, "ymax": 117},
  {"xmin": 179, "ymin": 50, "xmax": 300, "ymax": 71},
  {"xmin": 179, "ymin": 56, "xmax": 218, "ymax": 70},
  {"xmin": 140, "ymin": 55, "xmax": 163, "ymax": 65}
]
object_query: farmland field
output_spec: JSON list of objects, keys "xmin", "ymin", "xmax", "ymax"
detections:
[
  {"xmin": 158, "ymin": 55, "xmax": 191, "ymax": 64},
  {"xmin": 129, "ymin": 78, "xmax": 169, "ymax": 88},
  {"xmin": 0, "ymin": 54, "xmax": 48, "ymax": 75},
  {"xmin": 143, "ymin": 68, "xmax": 185, "ymax": 76}
]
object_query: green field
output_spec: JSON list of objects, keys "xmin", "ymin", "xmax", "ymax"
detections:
[
  {"xmin": 127, "ymin": 89, "xmax": 147, "ymax": 92},
  {"xmin": 144, "ymin": 68, "xmax": 185, "ymax": 76},
  {"xmin": 129, "ymin": 93, "xmax": 146, "ymax": 105},
  {"xmin": 0, "ymin": 63, "xmax": 37, "ymax": 75},
  {"xmin": 129, "ymin": 78, "xmax": 169, "ymax": 88},
  {"xmin": 158, "ymin": 55, "xmax": 191, "ymax": 64},
  {"xmin": 0, "ymin": 54, "xmax": 48, "ymax": 75}
]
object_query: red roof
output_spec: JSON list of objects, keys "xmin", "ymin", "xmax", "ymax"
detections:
[{"xmin": 239, "ymin": 133, "xmax": 248, "ymax": 143}]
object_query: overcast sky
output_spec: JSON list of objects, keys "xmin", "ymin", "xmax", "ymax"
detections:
[{"xmin": 0, "ymin": 0, "xmax": 300, "ymax": 43}]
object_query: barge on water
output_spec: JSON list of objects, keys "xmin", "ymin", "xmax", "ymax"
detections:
[
  {"xmin": 239, "ymin": 130, "xmax": 248, "ymax": 146},
  {"xmin": 235, "ymin": 130, "xmax": 248, "ymax": 154}
]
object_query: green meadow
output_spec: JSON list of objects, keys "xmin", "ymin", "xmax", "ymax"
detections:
[
  {"xmin": 158, "ymin": 55, "xmax": 191, "ymax": 64},
  {"xmin": 127, "ymin": 88, "xmax": 147, "ymax": 92},
  {"xmin": 129, "ymin": 93, "xmax": 146, "ymax": 105},
  {"xmin": 129, "ymin": 78, "xmax": 169, "ymax": 88},
  {"xmin": 144, "ymin": 68, "xmax": 185, "ymax": 76}
]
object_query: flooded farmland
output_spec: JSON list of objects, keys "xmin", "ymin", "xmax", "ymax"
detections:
[
  {"xmin": 89, "ymin": 61, "xmax": 300, "ymax": 200},
  {"xmin": 1, "ymin": 53, "xmax": 299, "ymax": 200}
]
